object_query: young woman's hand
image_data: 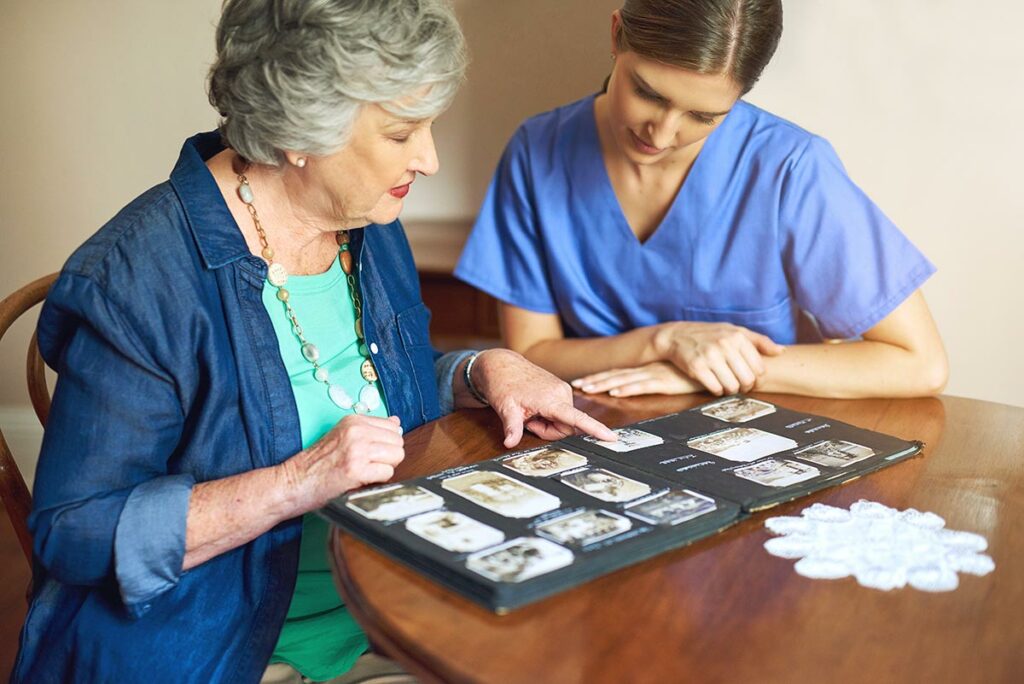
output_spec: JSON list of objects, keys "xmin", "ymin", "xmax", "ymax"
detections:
[
  {"xmin": 652, "ymin": 321, "xmax": 785, "ymax": 395},
  {"xmin": 470, "ymin": 348, "xmax": 618, "ymax": 447},
  {"xmin": 572, "ymin": 361, "xmax": 702, "ymax": 397}
]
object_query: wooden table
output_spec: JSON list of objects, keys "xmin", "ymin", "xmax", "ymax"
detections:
[{"xmin": 330, "ymin": 394, "xmax": 1024, "ymax": 684}]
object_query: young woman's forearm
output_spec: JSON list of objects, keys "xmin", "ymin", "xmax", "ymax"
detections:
[
  {"xmin": 758, "ymin": 339, "xmax": 948, "ymax": 398},
  {"xmin": 520, "ymin": 326, "xmax": 665, "ymax": 380}
]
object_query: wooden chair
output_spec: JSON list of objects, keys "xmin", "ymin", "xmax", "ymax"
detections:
[{"xmin": 0, "ymin": 273, "xmax": 58, "ymax": 567}]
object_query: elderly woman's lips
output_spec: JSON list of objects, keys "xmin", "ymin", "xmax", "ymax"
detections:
[{"xmin": 389, "ymin": 183, "xmax": 411, "ymax": 199}]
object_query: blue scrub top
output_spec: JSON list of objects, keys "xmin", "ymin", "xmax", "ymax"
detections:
[{"xmin": 455, "ymin": 94, "xmax": 935, "ymax": 344}]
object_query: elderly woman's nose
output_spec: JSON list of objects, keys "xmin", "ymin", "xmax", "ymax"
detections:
[{"xmin": 411, "ymin": 131, "xmax": 440, "ymax": 176}]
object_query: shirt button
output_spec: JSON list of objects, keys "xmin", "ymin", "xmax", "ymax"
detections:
[{"xmin": 369, "ymin": 342, "xmax": 379, "ymax": 354}]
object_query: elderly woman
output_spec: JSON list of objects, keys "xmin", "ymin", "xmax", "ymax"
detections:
[{"xmin": 12, "ymin": 1, "xmax": 614, "ymax": 682}]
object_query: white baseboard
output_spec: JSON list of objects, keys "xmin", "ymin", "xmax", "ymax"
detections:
[{"xmin": 0, "ymin": 405, "xmax": 43, "ymax": 491}]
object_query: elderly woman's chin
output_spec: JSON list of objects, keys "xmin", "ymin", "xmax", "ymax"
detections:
[{"xmin": 364, "ymin": 196, "xmax": 404, "ymax": 226}]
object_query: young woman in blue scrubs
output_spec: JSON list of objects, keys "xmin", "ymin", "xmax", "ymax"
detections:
[{"xmin": 455, "ymin": 0, "xmax": 948, "ymax": 399}]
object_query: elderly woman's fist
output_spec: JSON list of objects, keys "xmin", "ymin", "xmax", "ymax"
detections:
[{"xmin": 284, "ymin": 414, "xmax": 406, "ymax": 509}]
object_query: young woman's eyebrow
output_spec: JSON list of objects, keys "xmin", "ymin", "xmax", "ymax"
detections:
[{"xmin": 632, "ymin": 72, "xmax": 731, "ymax": 117}]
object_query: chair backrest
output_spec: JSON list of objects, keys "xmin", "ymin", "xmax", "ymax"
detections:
[{"xmin": 0, "ymin": 273, "xmax": 58, "ymax": 566}]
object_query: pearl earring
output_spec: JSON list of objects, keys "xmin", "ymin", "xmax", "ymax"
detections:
[{"xmin": 295, "ymin": 157, "xmax": 306, "ymax": 168}]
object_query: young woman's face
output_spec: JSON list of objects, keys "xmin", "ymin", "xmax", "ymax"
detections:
[{"xmin": 605, "ymin": 47, "xmax": 743, "ymax": 166}]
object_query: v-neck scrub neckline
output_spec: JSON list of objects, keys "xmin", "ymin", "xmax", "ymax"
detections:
[{"xmin": 587, "ymin": 94, "xmax": 721, "ymax": 251}]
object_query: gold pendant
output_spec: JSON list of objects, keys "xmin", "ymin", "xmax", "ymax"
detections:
[{"xmin": 360, "ymin": 358, "xmax": 378, "ymax": 382}]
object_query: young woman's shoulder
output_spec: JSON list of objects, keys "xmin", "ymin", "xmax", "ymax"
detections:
[
  {"xmin": 508, "ymin": 94, "xmax": 597, "ymax": 160},
  {"xmin": 728, "ymin": 100, "xmax": 829, "ymax": 166}
]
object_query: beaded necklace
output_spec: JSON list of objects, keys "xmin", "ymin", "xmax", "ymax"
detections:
[{"xmin": 236, "ymin": 165, "xmax": 382, "ymax": 414}]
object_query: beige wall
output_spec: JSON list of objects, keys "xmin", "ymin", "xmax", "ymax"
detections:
[{"xmin": 2, "ymin": 0, "xmax": 1022, "ymax": 418}]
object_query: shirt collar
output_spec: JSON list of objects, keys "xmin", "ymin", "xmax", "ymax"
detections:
[{"xmin": 170, "ymin": 131, "xmax": 252, "ymax": 270}]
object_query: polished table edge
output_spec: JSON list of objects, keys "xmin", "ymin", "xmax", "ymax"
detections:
[{"xmin": 330, "ymin": 531, "xmax": 461, "ymax": 684}]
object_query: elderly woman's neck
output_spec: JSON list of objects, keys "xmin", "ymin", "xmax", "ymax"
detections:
[{"xmin": 207, "ymin": 150, "xmax": 345, "ymax": 276}]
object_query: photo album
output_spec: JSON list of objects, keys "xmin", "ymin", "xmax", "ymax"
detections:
[{"xmin": 320, "ymin": 396, "xmax": 922, "ymax": 612}]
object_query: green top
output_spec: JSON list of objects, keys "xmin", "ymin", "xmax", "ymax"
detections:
[{"xmin": 262, "ymin": 254, "xmax": 388, "ymax": 681}]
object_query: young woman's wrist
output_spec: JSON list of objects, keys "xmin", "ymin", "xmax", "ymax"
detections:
[{"xmin": 649, "ymin": 322, "xmax": 680, "ymax": 361}]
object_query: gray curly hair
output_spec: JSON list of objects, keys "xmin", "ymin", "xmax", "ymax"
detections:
[{"xmin": 208, "ymin": 0, "xmax": 467, "ymax": 165}]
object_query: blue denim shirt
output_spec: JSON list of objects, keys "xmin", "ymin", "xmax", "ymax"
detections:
[{"xmin": 13, "ymin": 132, "xmax": 471, "ymax": 684}]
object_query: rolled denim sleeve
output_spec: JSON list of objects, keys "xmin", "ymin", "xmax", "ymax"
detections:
[
  {"xmin": 31, "ymin": 273, "xmax": 189, "ymax": 618},
  {"xmin": 434, "ymin": 349, "xmax": 475, "ymax": 416},
  {"xmin": 114, "ymin": 473, "xmax": 195, "ymax": 614}
]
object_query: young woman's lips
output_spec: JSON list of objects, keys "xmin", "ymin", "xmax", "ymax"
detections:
[
  {"xmin": 629, "ymin": 130, "xmax": 665, "ymax": 155},
  {"xmin": 389, "ymin": 183, "xmax": 411, "ymax": 199}
]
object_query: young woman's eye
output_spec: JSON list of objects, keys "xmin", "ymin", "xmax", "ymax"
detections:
[
  {"xmin": 634, "ymin": 87, "xmax": 662, "ymax": 103},
  {"xmin": 690, "ymin": 113, "xmax": 716, "ymax": 126}
]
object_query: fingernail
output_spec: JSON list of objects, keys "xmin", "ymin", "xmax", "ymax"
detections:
[
  {"xmin": 581, "ymin": 384, "xmax": 594, "ymax": 393},
  {"xmin": 609, "ymin": 389, "xmax": 619, "ymax": 396},
  {"xmin": 570, "ymin": 379, "xmax": 582, "ymax": 388}
]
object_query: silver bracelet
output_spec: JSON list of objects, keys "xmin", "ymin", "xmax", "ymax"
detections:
[{"xmin": 463, "ymin": 352, "xmax": 489, "ymax": 406}]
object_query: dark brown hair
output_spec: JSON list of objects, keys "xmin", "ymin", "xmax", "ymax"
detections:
[{"xmin": 615, "ymin": 0, "xmax": 783, "ymax": 94}]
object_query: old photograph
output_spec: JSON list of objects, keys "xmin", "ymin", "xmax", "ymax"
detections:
[
  {"xmin": 442, "ymin": 470, "xmax": 561, "ymax": 518},
  {"xmin": 584, "ymin": 427, "xmax": 664, "ymax": 452},
  {"xmin": 535, "ymin": 509, "xmax": 633, "ymax": 546},
  {"xmin": 404, "ymin": 510, "xmax": 505, "ymax": 553},
  {"xmin": 559, "ymin": 467, "xmax": 652, "ymax": 503},
  {"xmin": 465, "ymin": 537, "xmax": 574, "ymax": 583},
  {"xmin": 733, "ymin": 458, "xmax": 820, "ymax": 487},
  {"xmin": 688, "ymin": 427, "xmax": 797, "ymax": 462},
  {"xmin": 700, "ymin": 396, "xmax": 777, "ymax": 423},
  {"xmin": 502, "ymin": 446, "xmax": 589, "ymax": 477},
  {"xmin": 345, "ymin": 484, "xmax": 444, "ymax": 522},
  {"xmin": 794, "ymin": 439, "xmax": 876, "ymax": 468},
  {"xmin": 624, "ymin": 489, "xmax": 718, "ymax": 525}
]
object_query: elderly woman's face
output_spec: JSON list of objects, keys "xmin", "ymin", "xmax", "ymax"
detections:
[{"xmin": 311, "ymin": 103, "xmax": 439, "ymax": 227}]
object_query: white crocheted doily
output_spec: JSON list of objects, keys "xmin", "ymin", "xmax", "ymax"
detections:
[{"xmin": 763, "ymin": 500, "xmax": 995, "ymax": 592}]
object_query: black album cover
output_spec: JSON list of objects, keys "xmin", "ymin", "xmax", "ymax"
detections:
[{"xmin": 321, "ymin": 396, "xmax": 922, "ymax": 612}]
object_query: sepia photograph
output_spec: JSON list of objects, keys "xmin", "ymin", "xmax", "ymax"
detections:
[
  {"xmin": 688, "ymin": 427, "xmax": 798, "ymax": 462},
  {"xmin": 624, "ymin": 489, "xmax": 718, "ymax": 525},
  {"xmin": 700, "ymin": 397, "xmax": 777, "ymax": 423},
  {"xmin": 465, "ymin": 537, "xmax": 574, "ymax": 583},
  {"xmin": 404, "ymin": 510, "xmax": 505, "ymax": 553},
  {"xmin": 346, "ymin": 484, "xmax": 445, "ymax": 522},
  {"xmin": 502, "ymin": 446, "xmax": 589, "ymax": 477},
  {"xmin": 584, "ymin": 427, "xmax": 665, "ymax": 452},
  {"xmin": 559, "ymin": 467, "xmax": 652, "ymax": 503},
  {"xmin": 442, "ymin": 470, "xmax": 561, "ymax": 518},
  {"xmin": 794, "ymin": 439, "xmax": 876, "ymax": 468},
  {"xmin": 733, "ymin": 458, "xmax": 820, "ymax": 488},
  {"xmin": 535, "ymin": 509, "xmax": 633, "ymax": 546}
]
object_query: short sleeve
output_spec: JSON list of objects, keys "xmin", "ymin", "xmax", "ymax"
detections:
[
  {"xmin": 454, "ymin": 127, "xmax": 558, "ymax": 313},
  {"xmin": 779, "ymin": 136, "xmax": 935, "ymax": 338}
]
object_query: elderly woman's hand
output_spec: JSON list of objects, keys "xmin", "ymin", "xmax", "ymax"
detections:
[
  {"xmin": 283, "ymin": 414, "xmax": 405, "ymax": 508},
  {"xmin": 468, "ymin": 349, "xmax": 618, "ymax": 448}
]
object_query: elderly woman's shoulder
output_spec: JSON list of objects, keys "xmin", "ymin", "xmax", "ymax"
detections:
[{"xmin": 62, "ymin": 181, "xmax": 199, "ymax": 286}]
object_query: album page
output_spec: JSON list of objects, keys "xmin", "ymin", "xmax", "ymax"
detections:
[
  {"xmin": 321, "ymin": 443, "xmax": 740, "ymax": 612},
  {"xmin": 564, "ymin": 396, "xmax": 921, "ymax": 511}
]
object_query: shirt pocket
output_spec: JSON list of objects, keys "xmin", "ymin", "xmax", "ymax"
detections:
[
  {"xmin": 678, "ymin": 297, "xmax": 796, "ymax": 344},
  {"xmin": 395, "ymin": 302, "xmax": 439, "ymax": 422}
]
